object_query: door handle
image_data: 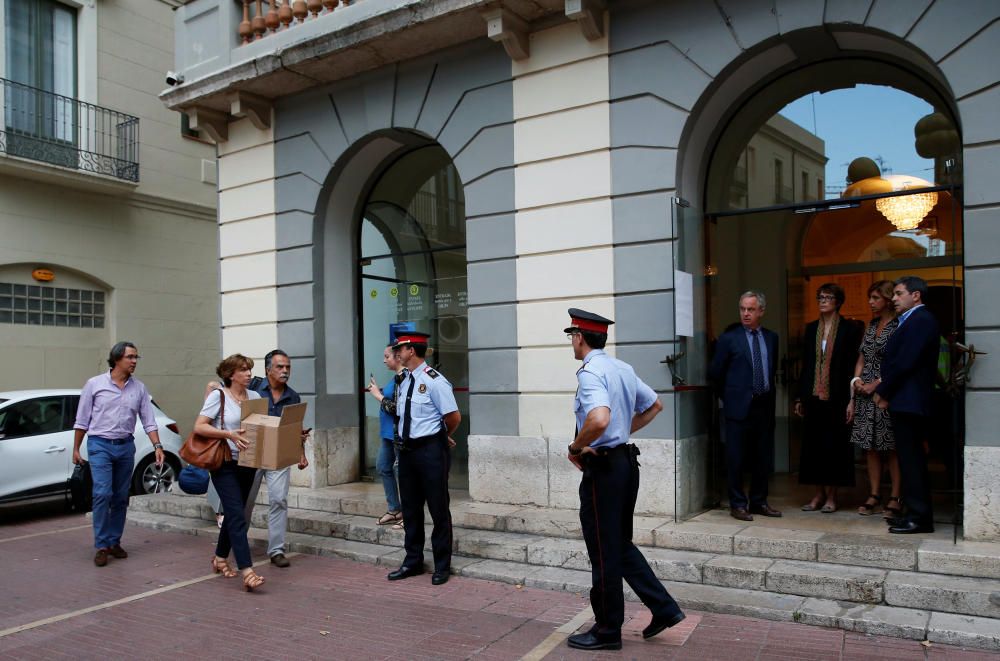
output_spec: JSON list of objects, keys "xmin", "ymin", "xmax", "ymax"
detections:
[{"xmin": 44, "ymin": 446, "xmax": 66, "ymax": 453}]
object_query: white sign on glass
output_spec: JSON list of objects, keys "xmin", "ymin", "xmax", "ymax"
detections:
[{"xmin": 675, "ymin": 270, "xmax": 694, "ymax": 337}]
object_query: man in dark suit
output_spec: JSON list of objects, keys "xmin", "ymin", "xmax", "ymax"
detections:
[
  {"xmin": 708, "ymin": 291, "xmax": 782, "ymax": 522},
  {"xmin": 875, "ymin": 276, "xmax": 940, "ymax": 534}
]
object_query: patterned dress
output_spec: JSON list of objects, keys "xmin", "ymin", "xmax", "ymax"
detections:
[{"xmin": 850, "ymin": 317, "xmax": 899, "ymax": 451}]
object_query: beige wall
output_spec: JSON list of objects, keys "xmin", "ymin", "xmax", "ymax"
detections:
[
  {"xmin": 98, "ymin": 0, "xmax": 217, "ymax": 207},
  {"xmin": 511, "ymin": 20, "xmax": 616, "ymax": 439},
  {"xmin": 0, "ymin": 0, "xmax": 220, "ymax": 432},
  {"xmin": 0, "ymin": 177, "xmax": 219, "ymax": 432},
  {"xmin": 736, "ymin": 115, "xmax": 827, "ymax": 209}
]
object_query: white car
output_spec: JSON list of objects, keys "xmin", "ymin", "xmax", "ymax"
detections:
[{"xmin": 0, "ymin": 389, "xmax": 184, "ymax": 503}]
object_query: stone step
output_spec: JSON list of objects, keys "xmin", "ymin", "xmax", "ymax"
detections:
[
  {"xmin": 122, "ymin": 509, "xmax": 1000, "ymax": 651},
  {"xmin": 131, "ymin": 492, "xmax": 1000, "ymax": 582},
  {"xmin": 885, "ymin": 570, "xmax": 1000, "ymax": 619},
  {"xmin": 127, "ymin": 495, "xmax": 995, "ymax": 619},
  {"xmin": 766, "ymin": 559, "xmax": 887, "ymax": 603}
]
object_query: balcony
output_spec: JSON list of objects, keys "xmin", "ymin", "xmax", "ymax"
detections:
[
  {"xmin": 1, "ymin": 78, "xmax": 139, "ymax": 183},
  {"xmin": 165, "ymin": 0, "xmax": 585, "ymax": 136}
]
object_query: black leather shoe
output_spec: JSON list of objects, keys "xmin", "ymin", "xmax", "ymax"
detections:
[
  {"xmin": 567, "ymin": 630, "xmax": 622, "ymax": 651},
  {"xmin": 642, "ymin": 611, "xmax": 686, "ymax": 639},
  {"xmin": 885, "ymin": 516, "xmax": 907, "ymax": 527},
  {"xmin": 749, "ymin": 504, "xmax": 782, "ymax": 517},
  {"xmin": 889, "ymin": 521, "xmax": 934, "ymax": 534},
  {"xmin": 270, "ymin": 553, "xmax": 290, "ymax": 568},
  {"xmin": 431, "ymin": 568, "xmax": 450, "ymax": 585},
  {"xmin": 387, "ymin": 565, "xmax": 425, "ymax": 581}
]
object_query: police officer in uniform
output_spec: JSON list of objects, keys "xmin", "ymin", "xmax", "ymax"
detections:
[
  {"xmin": 564, "ymin": 309, "xmax": 685, "ymax": 651},
  {"xmin": 386, "ymin": 332, "xmax": 461, "ymax": 586}
]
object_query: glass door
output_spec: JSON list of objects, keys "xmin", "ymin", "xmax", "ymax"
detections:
[
  {"xmin": 670, "ymin": 198, "xmax": 714, "ymax": 521},
  {"xmin": 357, "ymin": 146, "xmax": 469, "ymax": 488}
]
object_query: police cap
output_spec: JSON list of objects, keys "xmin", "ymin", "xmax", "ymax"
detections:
[
  {"xmin": 392, "ymin": 331, "xmax": 430, "ymax": 349},
  {"xmin": 563, "ymin": 308, "xmax": 614, "ymax": 334}
]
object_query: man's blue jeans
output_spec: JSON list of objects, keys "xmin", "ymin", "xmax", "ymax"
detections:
[
  {"xmin": 377, "ymin": 438, "xmax": 400, "ymax": 512},
  {"xmin": 88, "ymin": 436, "xmax": 136, "ymax": 550}
]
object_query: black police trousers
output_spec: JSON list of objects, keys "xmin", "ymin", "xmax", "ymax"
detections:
[
  {"xmin": 579, "ymin": 444, "xmax": 682, "ymax": 632},
  {"xmin": 398, "ymin": 431, "xmax": 453, "ymax": 573}
]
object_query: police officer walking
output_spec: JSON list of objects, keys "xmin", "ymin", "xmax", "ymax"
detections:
[
  {"xmin": 564, "ymin": 309, "xmax": 685, "ymax": 651},
  {"xmin": 386, "ymin": 332, "xmax": 461, "ymax": 586}
]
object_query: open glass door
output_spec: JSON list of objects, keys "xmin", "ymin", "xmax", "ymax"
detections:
[{"xmin": 670, "ymin": 198, "xmax": 714, "ymax": 521}]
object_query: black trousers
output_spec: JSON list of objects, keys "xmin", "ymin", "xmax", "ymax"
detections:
[
  {"xmin": 893, "ymin": 412, "xmax": 934, "ymax": 526},
  {"xmin": 210, "ymin": 460, "xmax": 257, "ymax": 569},
  {"xmin": 579, "ymin": 445, "xmax": 682, "ymax": 632},
  {"xmin": 724, "ymin": 396, "xmax": 774, "ymax": 510},
  {"xmin": 398, "ymin": 435, "xmax": 453, "ymax": 572}
]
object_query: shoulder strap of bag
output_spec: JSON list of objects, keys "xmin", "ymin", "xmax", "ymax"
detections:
[{"xmin": 215, "ymin": 389, "xmax": 226, "ymax": 429}]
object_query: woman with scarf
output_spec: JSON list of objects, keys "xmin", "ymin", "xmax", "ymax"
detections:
[{"xmin": 794, "ymin": 283, "xmax": 863, "ymax": 513}]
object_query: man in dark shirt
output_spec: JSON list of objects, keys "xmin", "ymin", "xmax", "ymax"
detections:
[
  {"xmin": 212, "ymin": 350, "xmax": 310, "ymax": 566},
  {"xmin": 875, "ymin": 277, "xmax": 940, "ymax": 534}
]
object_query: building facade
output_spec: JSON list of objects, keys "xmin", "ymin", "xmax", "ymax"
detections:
[
  {"xmin": 0, "ymin": 0, "xmax": 219, "ymax": 426},
  {"xmin": 166, "ymin": 0, "xmax": 999, "ymax": 536}
]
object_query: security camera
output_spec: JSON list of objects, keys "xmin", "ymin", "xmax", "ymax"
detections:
[{"xmin": 165, "ymin": 71, "xmax": 184, "ymax": 86}]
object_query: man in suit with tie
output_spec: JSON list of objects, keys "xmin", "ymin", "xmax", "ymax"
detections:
[
  {"xmin": 875, "ymin": 276, "xmax": 940, "ymax": 534},
  {"xmin": 709, "ymin": 291, "xmax": 782, "ymax": 522}
]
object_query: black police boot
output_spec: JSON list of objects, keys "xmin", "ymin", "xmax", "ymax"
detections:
[
  {"xmin": 431, "ymin": 568, "xmax": 450, "ymax": 585},
  {"xmin": 642, "ymin": 611, "xmax": 686, "ymax": 639},
  {"xmin": 567, "ymin": 629, "xmax": 622, "ymax": 651},
  {"xmin": 387, "ymin": 565, "xmax": 425, "ymax": 581}
]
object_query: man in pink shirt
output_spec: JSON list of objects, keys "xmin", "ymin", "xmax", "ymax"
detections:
[{"xmin": 73, "ymin": 341, "xmax": 163, "ymax": 567}]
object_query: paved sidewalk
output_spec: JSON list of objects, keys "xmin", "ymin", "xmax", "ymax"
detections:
[{"xmin": 0, "ymin": 513, "xmax": 996, "ymax": 660}]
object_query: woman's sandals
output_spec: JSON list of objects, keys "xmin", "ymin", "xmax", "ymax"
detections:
[
  {"xmin": 858, "ymin": 494, "xmax": 881, "ymax": 515},
  {"xmin": 377, "ymin": 511, "xmax": 403, "ymax": 526},
  {"xmin": 884, "ymin": 496, "xmax": 903, "ymax": 519},
  {"xmin": 243, "ymin": 569, "xmax": 264, "ymax": 592},
  {"xmin": 212, "ymin": 556, "xmax": 237, "ymax": 578}
]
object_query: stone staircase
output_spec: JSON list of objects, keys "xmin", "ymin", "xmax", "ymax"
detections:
[{"xmin": 126, "ymin": 484, "xmax": 1000, "ymax": 651}]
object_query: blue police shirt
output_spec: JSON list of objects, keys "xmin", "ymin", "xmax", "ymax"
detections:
[
  {"xmin": 574, "ymin": 349, "xmax": 658, "ymax": 450},
  {"xmin": 378, "ymin": 377, "xmax": 397, "ymax": 440},
  {"xmin": 396, "ymin": 362, "xmax": 459, "ymax": 440}
]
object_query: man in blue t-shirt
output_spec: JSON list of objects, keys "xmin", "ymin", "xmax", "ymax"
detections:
[{"xmin": 366, "ymin": 343, "xmax": 406, "ymax": 527}]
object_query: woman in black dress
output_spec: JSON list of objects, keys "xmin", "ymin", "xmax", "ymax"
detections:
[
  {"xmin": 795, "ymin": 283, "xmax": 863, "ymax": 513},
  {"xmin": 847, "ymin": 280, "xmax": 901, "ymax": 516}
]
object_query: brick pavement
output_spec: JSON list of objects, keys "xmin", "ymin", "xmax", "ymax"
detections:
[{"xmin": 0, "ymin": 511, "xmax": 996, "ymax": 660}]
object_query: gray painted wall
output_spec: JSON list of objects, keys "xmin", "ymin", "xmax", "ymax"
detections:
[
  {"xmin": 607, "ymin": 0, "xmax": 1000, "ymax": 451},
  {"xmin": 269, "ymin": 40, "xmax": 517, "ymax": 435}
]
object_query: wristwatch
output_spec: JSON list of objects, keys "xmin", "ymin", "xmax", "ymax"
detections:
[
  {"xmin": 152, "ymin": 442, "xmax": 163, "ymax": 450},
  {"xmin": 568, "ymin": 444, "xmax": 582, "ymax": 456}
]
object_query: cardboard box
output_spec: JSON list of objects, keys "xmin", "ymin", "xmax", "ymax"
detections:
[{"xmin": 237, "ymin": 399, "xmax": 307, "ymax": 470}]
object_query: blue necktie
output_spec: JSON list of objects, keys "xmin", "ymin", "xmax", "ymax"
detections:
[{"xmin": 751, "ymin": 330, "xmax": 765, "ymax": 395}]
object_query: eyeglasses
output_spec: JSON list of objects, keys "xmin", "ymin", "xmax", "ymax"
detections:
[
  {"xmin": 566, "ymin": 332, "xmax": 580, "ymax": 341},
  {"xmin": 816, "ymin": 294, "xmax": 837, "ymax": 302}
]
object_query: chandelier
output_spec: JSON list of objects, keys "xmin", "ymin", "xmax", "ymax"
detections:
[{"xmin": 874, "ymin": 176, "xmax": 938, "ymax": 231}]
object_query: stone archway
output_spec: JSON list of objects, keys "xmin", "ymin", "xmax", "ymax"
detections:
[
  {"xmin": 264, "ymin": 39, "xmax": 516, "ymax": 488},
  {"xmin": 611, "ymin": 2, "xmax": 1000, "ymax": 539}
]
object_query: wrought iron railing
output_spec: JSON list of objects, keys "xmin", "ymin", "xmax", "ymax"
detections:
[{"xmin": 0, "ymin": 77, "xmax": 139, "ymax": 182}]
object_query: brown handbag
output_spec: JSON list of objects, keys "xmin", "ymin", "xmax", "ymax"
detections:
[{"xmin": 179, "ymin": 390, "xmax": 230, "ymax": 471}]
